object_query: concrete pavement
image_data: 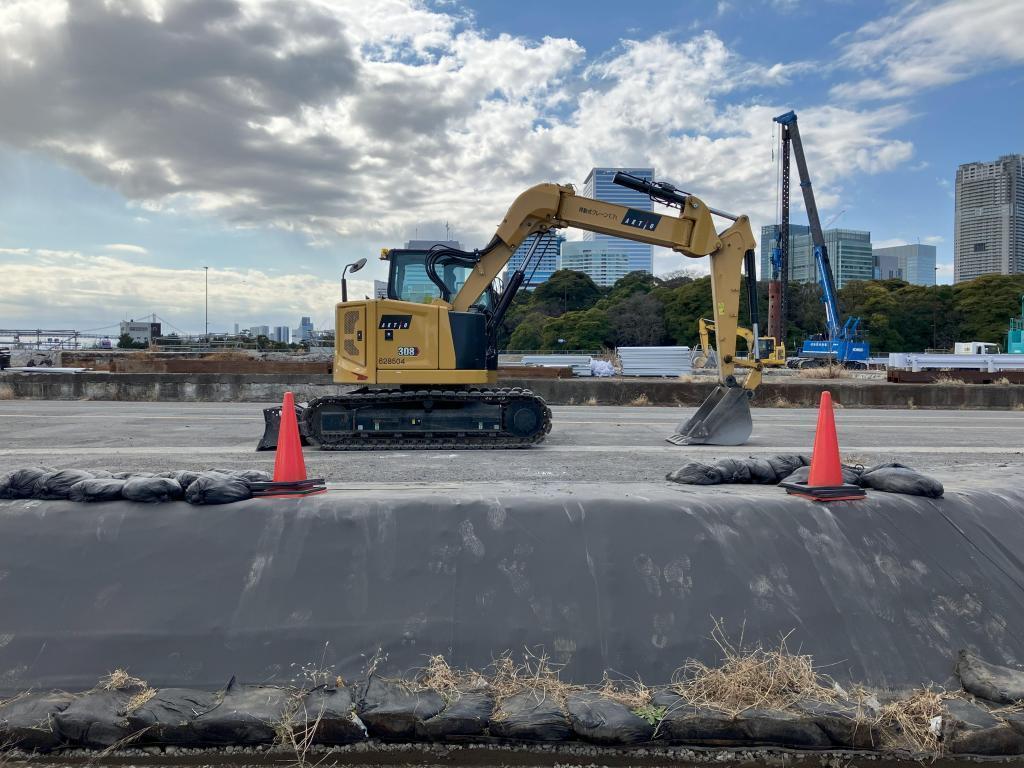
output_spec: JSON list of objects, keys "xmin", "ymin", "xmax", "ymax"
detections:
[{"xmin": 1, "ymin": 401, "xmax": 1020, "ymax": 488}]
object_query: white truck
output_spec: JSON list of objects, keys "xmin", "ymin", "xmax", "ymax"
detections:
[{"xmin": 954, "ymin": 341, "xmax": 1000, "ymax": 355}]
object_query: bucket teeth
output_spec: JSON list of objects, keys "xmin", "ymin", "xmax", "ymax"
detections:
[{"xmin": 668, "ymin": 385, "xmax": 753, "ymax": 446}]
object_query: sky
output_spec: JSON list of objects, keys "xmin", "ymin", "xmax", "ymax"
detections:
[{"xmin": 0, "ymin": 0, "xmax": 1022, "ymax": 335}]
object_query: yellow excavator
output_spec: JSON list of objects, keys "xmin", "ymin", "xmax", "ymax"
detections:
[
  {"xmin": 691, "ymin": 317, "xmax": 787, "ymax": 370},
  {"xmin": 273, "ymin": 173, "xmax": 764, "ymax": 449}
]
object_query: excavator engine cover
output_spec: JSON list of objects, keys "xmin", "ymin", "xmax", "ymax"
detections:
[{"xmin": 667, "ymin": 385, "xmax": 753, "ymax": 446}]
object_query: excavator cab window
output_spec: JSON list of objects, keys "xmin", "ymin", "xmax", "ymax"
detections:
[{"xmin": 387, "ymin": 249, "xmax": 493, "ymax": 309}]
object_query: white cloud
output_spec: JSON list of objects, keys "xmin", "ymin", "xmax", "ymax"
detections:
[
  {"xmin": 833, "ymin": 0, "xmax": 1024, "ymax": 101},
  {"xmin": 923, "ymin": 235, "xmax": 943, "ymax": 245},
  {"xmin": 873, "ymin": 238, "xmax": 909, "ymax": 249},
  {"xmin": 103, "ymin": 243, "xmax": 148, "ymax": 255},
  {"xmin": 0, "ymin": 247, "xmax": 371, "ymax": 332},
  {"xmin": 0, "ymin": 0, "xmax": 914, "ymax": 249}
]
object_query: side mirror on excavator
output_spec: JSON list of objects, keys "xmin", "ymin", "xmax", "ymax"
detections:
[{"xmin": 341, "ymin": 258, "xmax": 367, "ymax": 302}]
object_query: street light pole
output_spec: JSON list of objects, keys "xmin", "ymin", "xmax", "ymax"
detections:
[{"xmin": 203, "ymin": 266, "xmax": 209, "ymax": 344}]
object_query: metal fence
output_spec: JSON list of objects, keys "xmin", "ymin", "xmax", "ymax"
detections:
[
  {"xmin": 617, "ymin": 346, "xmax": 692, "ymax": 377},
  {"xmin": 888, "ymin": 353, "xmax": 1024, "ymax": 372}
]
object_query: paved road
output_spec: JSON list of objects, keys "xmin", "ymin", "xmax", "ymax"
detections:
[{"xmin": 1, "ymin": 401, "xmax": 1021, "ymax": 487}]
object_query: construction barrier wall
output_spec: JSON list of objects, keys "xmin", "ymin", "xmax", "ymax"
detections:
[{"xmin": 1, "ymin": 484, "xmax": 1023, "ymax": 694}]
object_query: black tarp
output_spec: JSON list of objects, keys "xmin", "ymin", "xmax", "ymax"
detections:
[{"xmin": 1, "ymin": 485, "xmax": 1024, "ymax": 694}]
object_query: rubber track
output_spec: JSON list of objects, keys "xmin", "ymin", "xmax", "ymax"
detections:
[{"xmin": 304, "ymin": 388, "xmax": 552, "ymax": 450}]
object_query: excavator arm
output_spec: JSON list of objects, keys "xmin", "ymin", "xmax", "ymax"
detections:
[{"xmin": 451, "ymin": 178, "xmax": 762, "ymax": 445}]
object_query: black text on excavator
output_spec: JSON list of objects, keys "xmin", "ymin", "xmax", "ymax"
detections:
[{"xmin": 264, "ymin": 173, "xmax": 765, "ymax": 449}]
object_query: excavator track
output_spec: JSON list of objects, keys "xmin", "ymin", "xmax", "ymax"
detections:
[{"xmin": 303, "ymin": 387, "xmax": 552, "ymax": 450}]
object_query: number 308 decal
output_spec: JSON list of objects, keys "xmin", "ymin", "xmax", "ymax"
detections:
[{"xmin": 398, "ymin": 346, "xmax": 418, "ymax": 356}]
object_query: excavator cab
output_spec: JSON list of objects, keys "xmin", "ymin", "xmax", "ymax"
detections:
[{"xmin": 384, "ymin": 249, "xmax": 495, "ymax": 310}]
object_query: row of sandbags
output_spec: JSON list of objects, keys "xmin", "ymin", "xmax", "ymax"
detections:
[
  {"xmin": 4, "ymin": 654, "xmax": 1024, "ymax": 755},
  {"xmin": 0, "ymin": 467, "xmax": 272, "ymax": 505},
  {"xmin": 666, "ymin": 455, "xmax": 944, "ymax": 498}
]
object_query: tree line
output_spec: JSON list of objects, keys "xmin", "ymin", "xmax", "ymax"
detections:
[{"xmin": 496, "ymin": 269, "xmax": 1024, "ymax": 354}]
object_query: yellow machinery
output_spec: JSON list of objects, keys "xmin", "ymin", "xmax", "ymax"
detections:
[
  {"xmin": 692, "ymin": 317, "xmax": 786, "ymax": 369},
  {"xmin": 297, "ymin": 173, "xmax": 764, "ymax": 449}
]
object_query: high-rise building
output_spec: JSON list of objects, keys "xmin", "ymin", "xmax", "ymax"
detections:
[
  {"xmin": 273, "ymin": 326, "xmax": 291, "ymax": 344},
  {"xmin": 759, "ymin": 224, "xmax": 811, "ymax": 280},
  {"xmin": 294, "ymin": 316, "xmax": 314, "ymax": 342},
  {"xmin": 760, "ymin": 226, "xmax": 872, "ymax": 288},
  {"xmin": 954, "ymin": 154, "xmax": 1024, "ymax": 283},
  {"xmin": 558, "ymin": 242, "xmax": 631, "ymax": 288},
  {"xmin": 373, "ymin": 279, "xmax": 388, "ymax": 299},
  {"xmin": 581, "ymin": 167, "xmax": 654, "ymax": 274},
  {"xmin": 873, "ymin": 244, "xmax": 936, "ymax": 285},
  {"xmin": 250, "ymin": 325, "xmax": 270, "ymax": 338},
  {"xmin": 505, "ymin": 231, "xmax": 564, "ymax": 288}
]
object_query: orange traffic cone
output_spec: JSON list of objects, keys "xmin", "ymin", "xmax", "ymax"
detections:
[
  {"xmin": 780, "ymin": 391, "xmax": 865, "ymax": 502},
  {"xmin": 252, "ymin": 392, "xmax": 326, "ymax": 498}
]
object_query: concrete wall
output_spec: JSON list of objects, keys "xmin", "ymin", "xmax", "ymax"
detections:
[{"xmin": 4, "ymin": 372, "xmax": 1024, "ymax": 409}]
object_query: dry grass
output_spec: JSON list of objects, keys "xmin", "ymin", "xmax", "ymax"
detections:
[
  {"xmin": 993, "ymin": 377, "xmax": 1012, "ymax": 386},
  {"xmin": 487, "ymin": 651, "xmax": 581, "ymax": 716},
  {"xmin": 627, "ymin": 393, "xmax": 650, "ymax": 406},
  {"xmin": 583, "ymin": 396, "xmax": 598, "ymax": 406},
  {"xmin": 596, "ymin": 673, "xmax": 652, "ymax": 710},
  {"xmin": 932, "ymin": 375, "xmax": 968, "ymax": 385},
  {"xmin": 677, "ymin": 374, "xmax": 697, "ymax": 383},
  {"xmin": 671, "ymin": 623, "xmax": 837, "ymax": 716},
  {"xmin": 797, "ymin": 365, "xmax": 850, "ymax": 379},
  {"xmin": 0, "ymin": 385, "xmax": 14, "ymax": 401},
  {"xmin": 418, "ymin": 655, "xmax": 486, "ymax": 702},
  {"xmin": 100, "ymin": 669, "xmax": 147, "ymax": 691},
  {"xmin": 125, "ymin": 687, "xmax": 156, "ymax": 713},
  {"xmin": 768, "ymin": 395, "xmax": 798, "ymax": 408},
  {"xmin": 876, "ymin": 688, "xmax": 946, "ymax": 754}
]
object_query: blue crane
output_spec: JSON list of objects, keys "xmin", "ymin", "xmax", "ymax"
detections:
[{"xmin": 773, "ymin": 110, "xmax": 870, "ymax": 367}]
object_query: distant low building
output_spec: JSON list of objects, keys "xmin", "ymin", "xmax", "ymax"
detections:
[
  {"xmin": 250, "ymin": 325, "xmax": 270, "ymax": 338},
  {"xmin": 873, "ymin": 243, "xmax": 936, "ymax": 285},
  {"xmin": 558, "ymin": 242, "xmax": 630, "ymax": 288},
  {"xmin": 374, "ymin": 279, "xmax": 389, "ymax": 299},
  {"xmin": 119, "ymin": 320, "xmax": 160, "ymax": 344},
  {"xmin": 760, "ymin": 225, "xmax": 872, "ymax": 288}
]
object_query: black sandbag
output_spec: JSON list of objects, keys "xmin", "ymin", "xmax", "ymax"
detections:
[
  {"xmin": 732, "ymin": 709, "xmax": 830, "ymax": 748},
  {"xmin": 0, "ymin": 472, "xmax": 9, "ymax": 499},
  {"xmin": 191, "ymin": 681, "xmax": 291, "ymax": 745},
  {"xmin": 111, "ymin": 471, "xmax": 155, "ymax": 479},
  {"xmin": 860, "ymin": 465, "xmax": 943, "ymax": 498},
  {"xmin": 781, "ymin": 464, "xmax": 863, "ymax": 486},
  {"xmin": 122, "ymin": 476, "xmax": 183, "ymax": 503},
  {"xmin": 233, "ymin": 469, "xmax": 272, "ymax": 483},
  {"xmin": 54, "ymin": 689, "xmax": 139, "ymax": 748},
  {"xmin": 90, "ymin": 470, "xmax": 114, "ymax": 478},
  {"xmin": 356, "ymin": 676, "xmax": 445, "ymax": 741},
  {"xmin": 766, "ymin": 454, "xmax": 809, "ymax": 480},
  {"xmin": 2, "ymin": 467, "xmax": 54, "ymax": 499},
  {"xmin": 166, "ymin": 470, "xmax": 201, "ymax": 490},
  {"xmin": 185, "ymin": 473, "xmax": 252, "ymax": 505},
  {"xmin": 745, "ymin": 458, "xmax": 779, "ymax": 485},
  {"xmin": 714, "ymin": 458, "xmax": 752, "ymax": 484},
  {"xmin": 956, "ymin": 650, "xmax": 1024, "ymax": 705},
  {"xmin": 567, "ymin": 691, "xmax": 654, "ymax": 745},
  {"xmin": 69, "ymin": 478, "xmax": 126, "ymax": 503},
  {"xmin": 945, "ymin": 698, "xmax": 1024, "ymax": 755},
  {"xmin": 0, "ymin": 691, "xmax": 74, "ymax": 752},
  {"xmin": 35, "ymin": 469, "xmax": 96, "ymax": 499},
  {"xmin": 489, "ymin": 690, "xmax": 571, "ymax": 742},
  {"xmin": 651, "ymin": 693, "xmax": 742, "ymax": 744},
  {"xmin": 300, "ymin": 686, "xmax": 366, "ymax": 745},
  {"xmin": 416, "ymin": 691, "xmax": 493, "ymax": 740},
  {"xmin": 666, "ymin": 462, "xmax": 722, "ymax": 485},
  {"xmin": 125, "ymin": 688, "xmax": 220, "ymax": 745},
  {"xmin": 792, "ymin": 697, "xmax": 880, "ymax": 749}
]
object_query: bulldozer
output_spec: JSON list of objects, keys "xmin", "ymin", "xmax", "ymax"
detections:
[
  {"xmin": 691, "ymin": 317, "xmax": 786, "ymax": 369},
  {"xmin": 262, "ymin": 172, "xmax": 765, "ymax": 449}
]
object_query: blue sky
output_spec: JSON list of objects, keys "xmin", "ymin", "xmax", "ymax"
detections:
[{"xmin": 0, "ymin": 0, "xmax": 1021, "ymax": 333}]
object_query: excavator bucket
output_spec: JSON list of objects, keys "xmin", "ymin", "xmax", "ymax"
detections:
[
  {"xmin": 257, "ymin": 404, "xmax": 309, "ymax": 451},
  {"xmin": 667, "ymin": 385, "xmax": 753, "ymax": 446}
]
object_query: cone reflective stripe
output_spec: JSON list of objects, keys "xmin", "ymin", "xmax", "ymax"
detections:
[
  {"xmin": 806, "ymin": 391, "xmax": 844, "ymax": 487},
  {"xmin": 257, "ymin": 392, "xmax": 325, "ymax": 498},
  {"xmin": 780, "ymin": 390, "xmax": 865, "ymax": 502}
]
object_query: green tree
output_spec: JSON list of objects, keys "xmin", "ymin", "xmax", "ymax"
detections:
[
  {"xmin": 609, "ymin": 292, "xmax": 667, "ymax": 347},
  {"xmin": 116, "ymin": 333, "xmax": 146, "ymax": 349},
  {"xmin": 541, "ymin": 307, "xmax": 610, "ymax": 350},
  {"xmin": 508, "ymin": 313, "xmax": 546, "ymax": 351},
  {"xmin": 954, "ymin": 274, "xmax": 1024, "ymax": 347},
  {"xmin": 531, "ymin": 269, "xmax": 602, "ymax": 316}
]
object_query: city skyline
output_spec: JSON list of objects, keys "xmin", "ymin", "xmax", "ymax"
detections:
[{"xmin": 0, "ymin": 0, "xmax": 1021, "ymax": 330}]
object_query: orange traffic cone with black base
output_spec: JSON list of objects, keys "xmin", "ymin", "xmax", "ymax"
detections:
[
  {"xmin": 251, "ymin": 392, "xmax": 326, "ymax": 498},
  {"xmin": 780, "ymin": 391, "xmax": 865, "ymax": 502}
]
